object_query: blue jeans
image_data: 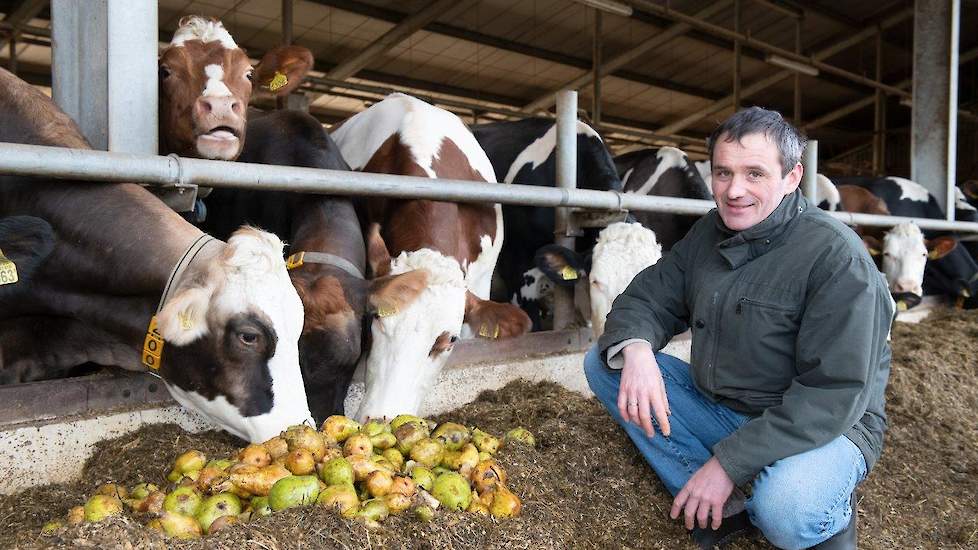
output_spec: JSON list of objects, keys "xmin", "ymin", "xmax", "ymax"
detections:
[{"xmin": 584, "ymin": 346, "xmax": 867, "ymax": 550}]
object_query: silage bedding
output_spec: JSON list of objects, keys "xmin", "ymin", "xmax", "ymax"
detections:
[{"xmin": 2, "ymin": 309, "xmax": 976, "ymax": 549}]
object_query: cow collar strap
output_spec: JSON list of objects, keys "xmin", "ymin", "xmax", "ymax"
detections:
[
  {"xmin": 286, "ymin": 251, "xmax": 364, "ymax": 279},
  {"xmin": 142, "ymin": 234, "xmax": 218, "ymax": 372}
]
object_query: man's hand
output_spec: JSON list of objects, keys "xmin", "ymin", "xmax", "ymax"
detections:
[
  {"xmin": 617, "ymin": 342, "xmax": 670, "ymax": 438},
  {"xmin": 671, "ymin": 457, "xmax": 735, "ymax": 530}
]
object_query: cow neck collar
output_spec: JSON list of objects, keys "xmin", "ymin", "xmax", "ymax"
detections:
[
  {"xmin": 141, "ymin": 234, "xmax": 219, "ymax": 374},
  {"xmin": 715, "ymin": 190, "xmax": 807, "ymax": 270},
  {"xmin": 286, "ymin": 251, "xmax": 364, "ymax": 279}
]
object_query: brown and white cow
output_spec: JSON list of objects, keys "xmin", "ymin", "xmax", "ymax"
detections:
[
  {"xmin": 331, "ymin": 93, "xmax": 532, "ymax": 420},
  {"xmin": 0, "ymin": 67, "xmax": 312, "ymax": 443}
]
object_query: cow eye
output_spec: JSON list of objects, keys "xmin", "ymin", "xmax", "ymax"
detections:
[
  {"xmin": 246, "ymin": 69, "xmax": 254, "ymax": 82},
  {"xmin": 159, "ymin": 65, "xmax": 171, "ymax": 80},
  {"xmin": 238, "ymin": 331, "xmax": 260, "ymax": 345}
]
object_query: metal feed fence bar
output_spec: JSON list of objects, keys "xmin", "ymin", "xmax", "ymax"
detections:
[{"xmin": 3, "ymin": 142, "xmax": 978, "ymax": 233}]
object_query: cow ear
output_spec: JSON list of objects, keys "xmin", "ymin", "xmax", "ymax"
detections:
[
  {"xmin": 861, "ymin": 235, "xmax": 882, "ymax": 257},
  {"xmin": 366, "ymin": 223, "xmax": 392, "ymax": 278},
  {"xmin": 254, "ymin": 45, "xmax": 314, "ymax": 97},
  {"xmin": 157, "ymin": 284, "xmax": 213, "ymax": 345},
  {"xmin": 368, "ymin": 269, "xmax": 430, "ymax": 319},
  {"xmin": 926, "ymin": 236, "xmax": 957, "ymax": 260},
  {"xmin": 534, "ymin": 245, "xmax": 586, "ymax": 287}
]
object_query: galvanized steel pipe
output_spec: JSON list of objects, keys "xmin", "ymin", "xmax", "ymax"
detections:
[
  {"xmin": 3, "ymin": 142, "xmax": 978, "ymax": 234},
  {"xmin": 802, "ymin": 140, "xmax": 818, "ymax": 202}
]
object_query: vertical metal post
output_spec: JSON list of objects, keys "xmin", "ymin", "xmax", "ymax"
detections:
[
  {"xmin": 911, "ymin": 0, "xmax": 959, "ymax": 218},
  {"xmin": 107, "ymin": 0, "xmax": 158, "ymax": 155},
  {"xmin": 278, "ymin": 0, "xmax": 294, "ymax": 110},
  {"xmin": 554, "ymin": 90, "xmax": 578, "ymax": 331},
  {"xmin": 733, "ymin": 0, "xmax": 741, "ymax": 110},
  {"xmin": 52, "ymin": 0, "xmax": 109, "ymax": 150},
  {"xmin": 802, "ymin": 139, "xmax": 818, "ymax": 202},
  {"xmin": 592, "ymin": 9, "xmax": 602, "ymax": 127},
  {"xmin": 873, "ymin": 29, "xmax": 884, "ymax": 174},
  {"xmin": 793, "ymin": 18, "xmax": 801, "ymax": 124}
]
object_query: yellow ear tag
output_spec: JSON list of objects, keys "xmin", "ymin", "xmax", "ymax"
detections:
[
  {"xmin": 141, "ymin": 315, "xmax": 164, "ymax": 370},
  {"xmin": 928, "ymin": 249, "xmax": 941, "ymax": 260},
  {"xmin": 896, "ymin": 301, "xmax": 907, "ymax": 312},
  {"xmin": 560, "ymin": 265, "xmax": 578, "ymax": 280},
  {"xmin": 478, "ymin": 323, "xmax": 500, "ymax": 339},
  {"xmin": 868, "ymin": 248, "xmax": 881, "ymax": 257},
  {"xmin": 377, "ymin": 305, "xmax": 398, "ymax": 318},
  {"xmin": 286, "ymin": 252, "xmax": 305, "ymax": 270},
  {"xmin": 0, "ymin": 248, "xmax": 17, "ymax": 286},
  {"xmin": 178, "ymin": 310, "xmax": 195, "ymax": 331},
  {"xmin": 267, "ymin": 71, "xmax": 289, "ymax": 92}
]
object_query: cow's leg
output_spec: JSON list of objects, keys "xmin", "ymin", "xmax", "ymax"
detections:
[{"xmin": 464, "ymin": 291, "xmax": 531, "ymax": 339}]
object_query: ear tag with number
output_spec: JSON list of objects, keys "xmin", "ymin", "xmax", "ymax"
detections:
[
  {"xmin": 141, "ymin": 316, "xmax": 164, "ymax": 370},
  {"xmin": 560, "ymin": 265, "xmax": 578, "ymax": 280},
  {"xmin": 267, "ymin": 71, "xmax": 289, "ymax": 92},
  {"xmin": 0, "ymin": 248, "xmax": 17, "ymax": 286},
  {"xmin": 377, "ymin": 305, "xmax": 398, "ymax": 318}
]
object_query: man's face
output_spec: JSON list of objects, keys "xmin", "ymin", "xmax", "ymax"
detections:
[{"xmin": 711, "ymin": 132, "xmax": 802, "ymax": 231}]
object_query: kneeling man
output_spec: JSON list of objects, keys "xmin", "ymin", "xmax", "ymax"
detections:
[{"xmin": 585, "ymin": 107, "xmax": 893, "ymax": 550}]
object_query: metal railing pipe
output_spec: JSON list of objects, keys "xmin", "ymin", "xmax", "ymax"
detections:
[
  {"xmin": 554, "ymin": 90, "xmax": 579, "ymax": 330},
  {"xmin": 4, "ymin": 142, "xmax": 978, "ymax": 234},
  {"xmin": 801, "ymin": 139, "xmax": 818, "ymax": 202}
]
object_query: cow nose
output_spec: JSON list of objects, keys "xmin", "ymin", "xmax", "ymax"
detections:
[
  {"xmin": 893, "ymin": 278, "xmax": 918, "ymax": 293},
  {"xmin": 195, "ymin": 96, "xmax": 241, "ymax": 118}
]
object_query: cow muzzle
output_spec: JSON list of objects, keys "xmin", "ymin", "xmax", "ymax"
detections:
[{"xmin": 892, "ymin": 292, "xmax": 922, "ymax": 311}]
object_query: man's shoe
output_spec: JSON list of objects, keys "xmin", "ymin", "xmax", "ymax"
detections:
[
  {"xmin": 812, "ymin": 492, "xmax": 858, "ymax": 549},
  {"xmin": 690, "ymin": 511, "xmax": 755, "ymax": 549}
]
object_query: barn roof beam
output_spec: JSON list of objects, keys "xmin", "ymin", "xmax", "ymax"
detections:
[
  {"xmin": 523, "ymin": 1, "xmax": 729, "ymax": 113},
  {"xmin": 326, "ymin": 0, "xmax": 468, "ymax": 81},
  {"xmin": 630, "ymin": 1, "xmax": 911, "ymax": 98},
  {"xmin": 0, "ymin": 0, "xmax": 48, "ymax": 50},
  {"xmin": 803, "ymin": 46, "xmax": 978, "ymax": 131},
  {"xmin": 306, "ymin": 0, "xmax": 723, "ymax": 101},
  {"xmin": 654, "ymin": 6, "xmax": 913, "ymax": 136}
]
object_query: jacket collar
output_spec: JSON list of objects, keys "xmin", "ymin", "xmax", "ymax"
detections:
[{"xmin": 715, "ymin": 190, "xmax": 808, "ymax": 269}]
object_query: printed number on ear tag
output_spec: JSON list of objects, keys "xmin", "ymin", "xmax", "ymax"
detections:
[
  {"xmin": 479, "ymin": 324, "xmax": 500, "ymax": 339},
  {"xmin": 378, "ymin": 305, "xmax": 398, "ymax": 318},
  {"xmin": 142, "ymin": 316, "xmax": 164, "ymax": 370},
  {"xmin": 267, "ymin": 71, "xmax": 289, "ymax": 92},
  {"xmin": 560, "ymin": 265, "xmax": 578, "ymax": 280},
  {"xmin": 0, "ymin": 249, "xmax": 17, "ymax": 286}
]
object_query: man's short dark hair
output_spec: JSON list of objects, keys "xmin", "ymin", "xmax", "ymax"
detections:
[{"xmin": 707, "ymin": 107, "xmax": 808, "ymax": 177}]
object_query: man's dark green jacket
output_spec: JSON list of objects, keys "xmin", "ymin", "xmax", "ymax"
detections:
[{"xmin": 598, "ymin": 190, "xmax": 894, "ymax": 485}]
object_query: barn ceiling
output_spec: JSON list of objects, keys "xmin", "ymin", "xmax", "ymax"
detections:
[{"xmin": 1, "ymin": 0, "xmax": 977, "ymax": 166}]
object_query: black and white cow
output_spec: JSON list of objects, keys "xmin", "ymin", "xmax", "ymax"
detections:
[
  {"xmin": 832, "ymin": 176, "xmax": 978, "ymax": 306},
  {"xmin": 472, "ymin": 117, "xmax": 622, "ymax": 329},
  {"xmin": 614, "ymin": 146, "xmax": 711, "ymax": 250}
]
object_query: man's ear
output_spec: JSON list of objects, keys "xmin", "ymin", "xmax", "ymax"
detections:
[
  {"xmin": 366, "ymin": 223, "xmax": 392, "ymax": 278},
  {"xmin": 368, "ymin": 269, "xmax": 430, "ymax": 318},
  {"xmin": 254, "ymin": 45, "xmax": 314, "ymax": 97},
  {"xmin": 784, "ymin": 162, "xmax": 803, "ymax": 194},
  {"xmin": 925, "ymin": 236, "xmax": 957, "ymax": 260}
]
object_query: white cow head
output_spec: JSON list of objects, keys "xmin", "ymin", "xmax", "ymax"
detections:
[
  {"xmin": 878, "ymin": 223, "xmax": 928, "ymax": 297},
  {"xmin": 589, "ymin": 223, "xmax": 662, "ymax": 337},
  {"xmin": 155, "ymin": 227, "xmax": 312, "ymax": 442},
  {"xmin": 356, "ymin": 248, "xmax": 466, "ymax": 422}
]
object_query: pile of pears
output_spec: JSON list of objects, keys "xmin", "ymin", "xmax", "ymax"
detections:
[{"xmin": 43, "ymin": 414, "xmax": 536, "ymax": 539}]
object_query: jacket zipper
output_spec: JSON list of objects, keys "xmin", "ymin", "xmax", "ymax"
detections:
[{"xmin": 735, "ymin": 297, "xmax": 798, "ymax": 314}]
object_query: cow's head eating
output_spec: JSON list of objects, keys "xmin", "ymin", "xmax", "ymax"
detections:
[
  {"xmin": 159, "ymin": 16, "xmax": 312, "ymax": 160},
  {"xmin": 155, "ymin": 227, "xmax": 312, "ymax": 442},
  {"xmin": 356, "ymin": 240, "xmax": 466, "ymax": 422},
  {"xmin": 587, "ymin": 223, "xmax": 662, "ymax": 337}
]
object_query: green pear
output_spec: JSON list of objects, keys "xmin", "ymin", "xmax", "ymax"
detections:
[
  {"xmin": 83, "ymin": 494, "xmax": 123, "ymax": 522},
  {"xmin": 504, "ymin": 427, "xmax": 535, "ymax": 447},
  {"xmin": 369, "ymin": 431, "xmax": 397, "ymax": 451},
  {"xmin": 282, "ymin": 425, "xmax": 327, "ymax": 461},
  {"xmin": 246, "ymin": 495, "xmax": 270, "ymax": 517},
  {"xmin": 430, "ymin": 472, "xmax": 472, "ymax": 511},
  {"xmin": 470, "ymin": 460, "xmax": 508, "ymax": 494},
  {"xmin": 409, "ymin": 438, "xmax": 444, "ymax": 468},
  {"xmin": 261, "ymin": 436, "xmax": 289, "ymax": 459},
  {"xmin": 361, "ymin": 419, "xmax": 388, "ymax": 437},
  {"xmin": 489, "ymin": 485, "xmax": 522, "ymax": 518},
  {"xmin": 285, "ymin": 448, "xmax": 316, "ymax": 475},
  {"xmin": 413, "ymin": 504, "xmax": 435, "ymax": 522},
  {"xmin": 129, "ymin": 483, "xmax": 158, "ymax": 501},
  {"xmin": 171, "ymin": 450, "xmax": 207, "ymax": 476},
  {"xmin": 471, "ymin": 428, "xmax": 501, "ymax": 454},
  {"xmin": 268, "ymin": 475, "xmax": 320, "ymax": 511},
  {"xmin": 411, "ymin": 466, "xmax": 435, "ymax": 491},
  {"xmin": 317, "ymin": 484, "xmax": 359, "ymax": 518},
  {"xmin": 40, "ymin": 520, "xmax": 62, "ymax": 534},
  {"xmin": 343, "ymin": 433, "xmax": 373, "ymax": 457},
  {"xmin": 319, "ymin": 457, "xmax": 355, "ymax": 486},
  {"xmin": 159, "ymin": 511, "xmax": 202, "ymax": 539},
  {"xmin": 163, "ymin": 486, "xmax": 203, "ymax": 517},
  {"xmin": 389, "ymin": 414, "xmax": 424, "ymax": 431},
  {"xmin": 384, "ymin": 492, "xmax": 413, "ymax": 514},
  {"xmin": 394, "ymin": 421, "xmax": 428, "ymax": 454},
  {"xmin": 467, "ymin": 500, "xmax": 490, "ymax": 515},
  {"xmin": 321, "ymin": 415, "xmax": 361, "ymax": 442},
  {"xmin": 196, "ymin": 492, "xmax": 242, "ymax": 534},
  {"xmin": 432, "ymin": 422, "xmax": 470, "ymax": 451},
  {"xmin": 382, "ymin": 448, "xmax": 405, "ymax": 471},
  {"xmin": 356, "ymin": 498, "xmax": 390, "ymax": 523},
  {"xmin": 365, "ymin": 469, "xmax": 394, "ymax": 497},
  {"xmin": 206, "ymin": 459, "xmax": 234, "ymax": 471},
  {"xmin": 238, "ymin": 444, "xmax": 272, "ymax": 468}
]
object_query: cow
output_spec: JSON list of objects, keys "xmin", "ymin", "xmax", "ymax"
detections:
[
  {"xmin": 614, "ymin": 146, "xmax": 712, "ymax": 250},
  {"xmin": 830, "ymin": 176, "xmax": 978, "ymax": 308},
  {"xmin": 158, "ymin": 16, "xmax": 428, "ymax": 423},
  {"xmin": 471, "ymin": 117, "xmax": 622, "ymax": 329},
  {"xmin": 0, "ymin": 67, "xmax": 312, "ymax": 443},
  {"xmin": 331, "ymin": 93, "xmax": 531, "ymax": 421}
]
